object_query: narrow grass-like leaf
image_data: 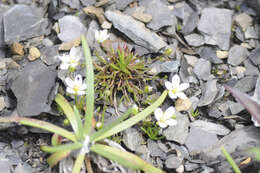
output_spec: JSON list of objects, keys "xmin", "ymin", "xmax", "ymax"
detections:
[
  {"xmin": 90, "ymin": 107, "xmax": 133, "ymax": 142},
  {"xmin": 51, "ymin": 133, "xmax": 61, "ymax": 146},
  {"xmin": 41, "ymin": 143, "xmax": 82, "ymax": 153},
  {"xmin": 73, "ymin": 105, "xmax": 84, "ymax": 140},
  {"xmin": 47, "ymin": 150, "xmax": 71, "ymax": 168},
  {"xmin": 249, "ymin": 147, "xmax": 260, "ymax": 161},
  {"xmin": 0, "ymin": 116, "xmax": 77, "ymax": 142},
  {"xmin": 81, "ymin": 35, "xmax": 94, "ymax": 135},
  {"xmin": 20, "ymin": 118, "xmax": 77, "ymax": 142},
  {"xmin": 55, "ymin": 94, "xmax": 80, "ymax": 139},
  {"xmin": 72, "ymin": 153, "xmax": 85, "ymax": 173},
  {"xmin": 92, "ymin": 90, "xmax": 167, "ymax": 142},
  {"xmin": 91, "ymin": 144, "xmax": 164, "ymax": 173},
  {"xmin": 224, "ymin": 85, "xmax": 260, "ymax": 125},
  {"xmin": 221, "ymin": 146, "xmax": 242, "ymax": 173}
]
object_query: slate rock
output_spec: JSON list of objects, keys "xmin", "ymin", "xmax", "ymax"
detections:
[
  {"xmin": 149, "ymin": 60, "xmax": 179, "ymax": 75},
  {"xmin": 249, "ymin": 46, "xmax": 260, "ymax": 65},
  {"xmin": 14, "ymin": 163, "xmax": 34, "ymax": 173},
  {"xmin": 58, "ymin": 15, "xmax": 87, "ymax": 43},
  {"xmin": 40, "ymin": 46, "xmax": 59, "ymax": 66},
  {"xmin": 244, "ymin": 59, "xmax": 259, "ymax": 76},
  {"xmin": 234, "ymin": 76, "xmax": 257, "ymax": 93},
  {"xmin": 198, "ymin": 47, "xmax": 223, "ymax": 64},
  {"xmin": 245, "ymin": 26, "xmax": 259, "ymax": 39},
  {"xmin": 11, "ymin": 60, "xmax": 56, "ymax": 116},
  {"xmin": 123, "ymin": 128, "xmax": 144, "ymax": 151},
  {"xmin": 147, "ymin": 139, "xmax": 166, "ymax": 158},
  {"xmin": 202, "ymin": 126, "xmax": 260, "ymax": 160},
  {"xmin": 234, "ymin": 13, "xmax": 253, "ymax": 31},
  {"xmin": 185, "ymin": 126, "xmax": 219, "ymax": 155},
  {"xmin": 0, "ymin": 160, "xmax": 11, "ymax": 173},
  {"xmin": 181, "ymin": 12, "xmax": 199, "ymax": 35},
  {"xmin": 139, "ymin": 0, "xmax": 177, "ymax": 30},
  {"xmin": 80, "ymin": 0, "xmax": 96, "ymax": 6},
  {"xmin": 165, "ymin": 155, "xmax": 183, "ymax": 169},
  {"xmin": 229, "ymin": 102, "xmax": 245, "ymax": 114},
  {"xmin": 193, "ymin": 59, "xmax": 212, "ymax": 81},
  {"xmin": 61, "ymin": 0, "xmax": 80, "ymax": 9},
  {"xmin": 172, "ymin": 2, "xmax": 193, "ymax": 20},
  {"xmin": 198, "ymin": 8, "xmax": 233, "ymax": 50},
  {"xmin": 235, "ymin": 27, "xmax": 245, "ymax": 42},
  {"xmin": 228, "ymin": 45, "xmax": 248, "ymax": 66},
  {"xmin": 3, "ymin": 5, "xmax": 49, "ymax": 44},
  {"xmin": 0, "ymin": 5, "xmax": 9, "ymax": 47},
  {"xmin": 116, "ymin": 0, "xmax": 135, "ymax": 10},
  {"xmin": 105, "ymin": 10, "xmax": 167, "ymax": 51},
  {"xmin": 163, "ymin": 112, "xmax": 189, "ymax": 144},
  {"xmin": 198, "ymin": 80, "xmax": 218, "ymax": 107},
  {"xmin": 190, "ymin": 120, "xmax": 230, "ymax": 136},
  {"xmin": 184, "ymin": 33, "xmax": 204, "ymax": 47}
]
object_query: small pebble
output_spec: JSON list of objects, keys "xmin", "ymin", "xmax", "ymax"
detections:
[{"xmin": 28, "ymin": 47, "xmax": 41, "ymax": 61}]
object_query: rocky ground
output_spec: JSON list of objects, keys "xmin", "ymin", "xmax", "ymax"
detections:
[{"xmin": 1, "ymin": 0, "xmax": 260, "ymax": 173}]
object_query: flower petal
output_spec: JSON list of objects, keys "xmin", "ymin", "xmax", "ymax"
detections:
[
  {"xmin": 154, "ymin": 108, "xmax": 163, "ymax": 120},
  {"xmin": 65, "ymin": 77, "xmax": 75, "ymax": 88},
  {"xmin": 176, "ymin": 92, "xmax": 187, "ymax": 99},
  {"xmin": 59, "ymin": 55, "xmax": 70, "ymax": 62},
  {"xmin": 75, "ymin": 75, "xmax": 83, "ymax": 86},
  {"xmin": 79, "ymin": 83, "xmax": 87, "ymax": 90},
  {"xmin": 165, "ymin": 81, "xmax": 173, "ymax": 90},
  {"xmin": 179, "ymin": 83, "xmax": 189, "ymax": 91},
  {"xmin": 168, "ymin": 91, "xmax": 177, "ymax": 99},
  {"xmin": 66, "ymin": 87, "xmax": 75, "ymax": 94},
  {"xmin": 60, "ymin": 63, "xmax": 69, "ymax": 70},
  {"xmin": 77, "ymin": 90, "xmax": 86, "ymax": 95},
  {"xmin": 165, "ymin": 119, "xmax": 177, "ymax": 126},
  {"xmin": 70, "ymin": 47, "xmax": 77, "ymax": 57},
  {"xmin": 164, "ymin": 107, "xmax": 175, "ymax": 119},
  {"xmin": 158, "ymin": 122, "xmax": 168, "ymax": 128},
  {"xmin": 171, "ymin": 74, "xmax": 180, "ymax": 86}
]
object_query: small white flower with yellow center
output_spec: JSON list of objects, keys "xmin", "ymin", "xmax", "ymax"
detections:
[
  {"xmin": 95, "ymin": 29, "xmax": 109, "ymax": 43},
  {"xmin": 65, "ymin": 74, "xmax": 87, "ymax": 95},
  {"xmin": 59, "ymin": 47, "xmax": 81, "ymax": 70},
  {"xmin": 165, "ymin": 74, "xmax": 189, "ymax": 100},
  {"xmin": 154, "ymin": 107, "xmax": 177, "ymax": 128}
]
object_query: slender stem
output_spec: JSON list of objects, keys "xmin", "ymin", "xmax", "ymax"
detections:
[
  {"xmin": 221, "ymin": 146, "xmax": 242, "ymax": 173},
  {"xmin": 85, "ymin": 155, "xmax": 94, "ymax": 173}
]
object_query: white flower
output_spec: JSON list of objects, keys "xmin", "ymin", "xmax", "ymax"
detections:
[
  {"xmin": 65, "ymin": 74, "xmax": 87, "ymax": 95},
  {"xmin": 165, "ymin": 74, "xmax": 189, "ymax": 100},
  {"xmin": 95, "ymin": 29, "xmax": 109, "ymax": 43},
  {"xmin": 154, "ymin": 107, "xmax": 177, "ymax": 128},
  {"xmin": 59, "ymin": 47, "xmax": 81, "ymax": 70}
]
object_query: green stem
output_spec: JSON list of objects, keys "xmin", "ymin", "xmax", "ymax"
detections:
[{"xmin": 221, "ymin": 146, "xmax": 242, "ymax": 173}]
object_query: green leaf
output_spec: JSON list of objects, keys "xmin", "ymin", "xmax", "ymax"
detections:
[
  {"xmin": 72, "ymin": 153, "xmax": 85, "ymax": 173},
  {"xmin": 92, "ymin": 90, "xmax": 167, "ymax": 142},
  {"xmin": 81, "ymin": 35, "xmax": 94, "ymax": 135},
  {"xmin": 73, "ymin": 105, "xmax": 84, "ymax": 140},
  {"xmin": 41, "ymin": 142, "xmax": 82, "ymax": 153},
  {"xmin": 51, "ymin": 133, "xmax": 61, "ymax": 146},
  {"xmin": 6, "ymin": 117, "xmax": 77, "ymax": 142},
  {"xmin": 47, "ymin": 150, "xmax": 71, "ymax": 168},
  {"xmin": 91, "ymin": 144, "xmax": 164, "ymax": 173},
  {"xmin": 55, "ymin": 94, "xmax": 80, "ymax": 140},
  {"xmin": 221, "ymin": 146, "xmax": 241, "ymax": 173},
  {"xmin": 90, "ymin": 107, "xmax": 133, "ymax": 142}
]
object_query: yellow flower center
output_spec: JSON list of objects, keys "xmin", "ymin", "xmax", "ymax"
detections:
[
  {"xmin": 73, "ymin": 85, "xmax": 80, "ymax": 93},
  {"xmin": 171, "ymin": 88, "xmax": 178, "ymax": 94},
  {"xmin": 70, "ymin": 59, "xmax": 78, "ymax": 65}
]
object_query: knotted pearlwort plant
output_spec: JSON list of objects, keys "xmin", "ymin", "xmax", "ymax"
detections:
[{"xmin": 0, "ymin": 36, "xmax": 168, "ymax": 173}]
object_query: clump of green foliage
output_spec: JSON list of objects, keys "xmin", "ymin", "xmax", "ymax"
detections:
[
  {"xmin": 94, "ymin": 44, "xmax": 156, "ymax": 106},
  {"xmin": 191, "ymin": 108, "xmax": 200, "ymax": 118},
  {"xmin": 141, "ymin": 121, "xmax": 165, "ymax": 140},
  {"xmin": 0, "ymin": 36, "xmax": 167, "ymax": 173}
]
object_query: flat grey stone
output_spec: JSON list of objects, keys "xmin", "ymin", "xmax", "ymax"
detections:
[
  {"xmin": 163, "ymin": 112, "xmax": 189, "ymax": 144},
  {"xmin": 123, "ymin": 128, "xmax": 144, "ymax": 151},
  {"xmin": 228, "ymin": 45, "xmax": 248, "ymax": 66},
  {"xmin": 147, "ymin": 139, "xmax": 166, "ymax": 158},
  {"xmin": 198, "ymin": 47, "xmax": 223, "ymax": 64},
  {"xmin": 184, "ymin": 33, "xmax": 204, "ymax": 47},
  {"xmin": 181, "ymin": 12, "xmax": 199, "ymax": 35},
  {"xmin": 0, "ymin": 96, "xmax": 5, "ymax": 111},
  {"xmin": 3, "ymin": 5, "xmax": 49, "ymax": 44},
  {"xmin": 249, "ymin": 46, "xmax": 260, "ymax": 65},
  {"xmin": 139, "ymin": 0, "xmax": 177, "ymax": 30},
  {"xmin": 116, "ymin": 0, "xmax": 135, "ymax": 10},
  {"xmin": 253, "ymin": 75, "xmax": 260, "ymax": 101},
  {"xmin": 149, "ymin": 60, "xmax": 179, "ymax": 75},
  {"xmin": 0, "ymin": 160, "xmax": 11, "ymax": 173},
  {"xmin": 198, "ymin": 8, "xmax": 233, "ymax": 50},
  {"xmin": 61, "ymin": 0, "xmax": 80, "ymax": 9},
  {"xmin": 190, "ymin": 120, "xmax": 230, "ymax": 136},
  {"xmin": 172, "ymin": 2, "xmax": 193, "ymax": 20},
  {"xmin": 193, "ymin": 59, "xmax": 212, "ymax": 81},
  {"xmin": 235, "ymin": 27, "xmax": 245, "ymax": 42},
  {"xmin": 198, "ymin": 80, "xmax": 218, "ymax": 107},
  {"xmin": 245, "ymin": 26, "xmax": 259, "ymax": 39},
  {"xmin": 105, "ymin": 10, "xmax": 167, "ymax": 51},
  {"xmin": 202, "ymin": 126, "xmax": 260, "ymax": 161},
  {"xmin": 80, "ymin": 0, "xmax": 95, "ymax": 6},
  {"xmin": 40, "ymin": 46, "xmax": 59, "ymax": 66},
  {"xmin": 244, "ymin": 59, "xmax": 259, "ymax": 75},
  {"xmin": 185, "ymin": 126, "xmax": 219, "ymax": 155},
  {"xmin": 14, "ymin": 163, "xmax": 34, "ymax": 173},
  {"xmin": 58, "ymin": 15, "xmax": 87, "ymax": 43},
  {"xmin": 165, "ymin": 155, "xmax": 183, "ymax": 169},
  {"xmin": 229, "ymin": 102, "xmax": 245, "ymax": 114},
  {"xmin": 11, "ymin": 60, "xmax": 56, "ymax": 116},
  {"xmin": 234, "ymin": 76, "xmax": 257, "ymax": 93}
]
